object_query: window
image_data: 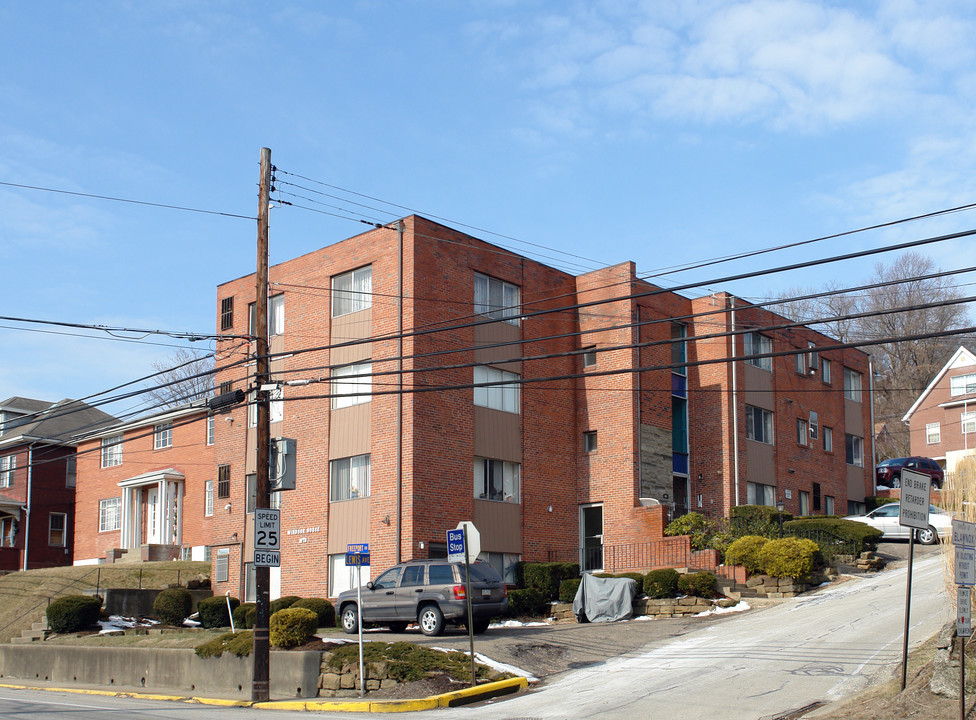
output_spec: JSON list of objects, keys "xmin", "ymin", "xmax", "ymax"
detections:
[
  {"xmin": 220, "ymin": 297, "xmax": 234, "ymax": 331},
  {"xmin": 808, "ymin": 411, "xmax": 818, "ymax": 440},
  {"xmin": 825, "ymin": 496, "xmax": 835, "ymax": 515},
  {"xmin": 65, "ymin": 456, "xmax": 76, "ymax": 488},
  {"xmin": 246, "ymin": 473, "xmax": 256, "ymax": 513},
  {"xmin": 49, "ymin": 513, "xmax": 66, "ymax": 546},
  {"xmin": 217, "ymin": 464, "xmax": 230, "ymax": 499},
  {"xmin": 474, "ymin": 458, "xmax": 520, "ymax": 503},
  {"xmin": 843, "ymin": 368, "xmax": 862, "ymax": 402},
  {"xmin": 583, "ymin": 431, "xmax": 598, "ymax": 453},
  {"xmin": 215, "ymin": 548, "xmax": 230, "ymax": 583},
  {"xmin": 926, "ymin": 422, "xmax": 941, "ymax": 444},
  {"xmin": 747, "ymin": 482, "xmax": 776, "ymax": 506},
  {"xmin": 249, "ymin": 388, "xmax": 284, "ymax": 426},
  {"xmin": 0, "ymin": 455, "xmax": 15, "ymax": 488},
  {"xmin": 474, "ymin": 272, "xmax": 520, "ymax": 325},
  {"xmin": 799, "ymin": 491, "xmax": 810, "ymax": 516},
  {"xmin": 207, "ymin": 415, "xmax": 215, "ymax": 446},
  {"xmin": 823, "ymin": 426, "xmax": 833, "ymax": 452},
  {"xmin": 821, "ymin": 358, "xmax": 831, "ymax": 385},
  {"xmin": 154, "ymin": 422, "xmax": 173, "ymax": 449},
  {"xmin": 205, "ymin": 480, "xmax": 214, "ymax": 517},
  {"xmin": 951, "ymin": 373, "xmax": 976, "ymax": 397},
  {"xmin": 807, "ymin": 342, "xmax": 818, "ymax": 371},
  {"xmin": 330, "ymin": 454, "xmax": 370, "ymax": 501},
  {"xmin": 582, "ymin": 347, "xmax": 597, "ymax": 368},
  {"xmin": 744, "ymin": 333, "xmax": 772, "ymax": 371},
  {"xmin": 796, "ymin": 419, "xmax": 808, "ymax": 446},
  {"xmin": 332, "ymin": 362, "xmax": 372, "ymax": 409},
  {"xmin": 845, "ymin": 434, "xmax": 864, "ymax": 467},
  {"xmin": 813, "ymin": 482, "xmax": 822, "ymax": 512},
  {"xmin": 963, "ymin": 411, "xmax": 976, "ymax": 435},
  {"xmin": 796, "ymin": 352, "xmax": 806, "ymax": 375},
  {"xmin": 269, "ymin": 294, "xmax": 284, "ymax": 336},
  {"xmin": 473, "ymin": 366, "xmax": 520, "ymax": 413},
  {"xmin": 745, "ymin": 405, "xmax": 774, "ymax": 444},
  {"xmin": 672, "ymin": 397, "xmax": 688, "ymax": 454},
  {"xmin": 671, "ymin": 323, "xmax": 687, "ymax": 373},
  {"xmin": 332, "ymin": 266, "xmax": 372, "ymax": 317},
  {"xmin": 99, "ymin": 498, "xmax": 121, "ymax": 532},
  {"xmin": 329, "ymin": 553, "xmax": 371, "ymax": 596},
  {"xmin": 101, "ymin": 434, "xmax": 123, "ymax": 468}
]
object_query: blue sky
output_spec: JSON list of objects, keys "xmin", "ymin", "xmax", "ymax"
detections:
[{"xmin": 2, "ymin": 0, "xmax": 976, "ymax": 413}]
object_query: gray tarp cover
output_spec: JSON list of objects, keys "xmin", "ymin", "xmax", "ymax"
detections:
[{"xmin": 572, "ymin": 573, "xmax": 637, "ymax": 623}]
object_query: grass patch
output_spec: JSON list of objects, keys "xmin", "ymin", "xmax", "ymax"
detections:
[
  {"xmin": 325, "ymin": 641, "xmax": 504, "ymax": 684},
  {"xmin": 44, "ymin": 628, "xmax": 227, "ymax": 649},
  {"xmin": 195, "ymin": 630, "xmax": 255, "ymax": 658}
]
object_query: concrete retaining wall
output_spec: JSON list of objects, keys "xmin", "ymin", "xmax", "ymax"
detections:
[{"xmin": 0, "ymin": 645, "xmax": 321, "ymax": 699}]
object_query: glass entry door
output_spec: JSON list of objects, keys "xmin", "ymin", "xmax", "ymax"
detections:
[{"xmin": 580, "ymin": 504, "xmax": 603, "ymax": 572}]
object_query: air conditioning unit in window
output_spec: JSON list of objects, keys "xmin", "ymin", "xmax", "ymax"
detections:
[{"xmin": 808, "ymin": 411, "xmax": 819, "ymax": 440}]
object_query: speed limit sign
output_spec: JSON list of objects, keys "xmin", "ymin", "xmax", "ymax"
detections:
[{"xmin": 254, "ymin": 508, "xmax": 280, "ymax": 567}]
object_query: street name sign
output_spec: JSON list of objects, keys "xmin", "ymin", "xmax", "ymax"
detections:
[
  {"xmin": 898, "ymin": 468, "xmax": 932, "ymax": 531},
  {"xmin": 954, "ymin": 519, "xmax": 976, "ymax": 548},
  {"xmin": 346, "ymin": 543, "xmax": 370, "ymax": 567}
]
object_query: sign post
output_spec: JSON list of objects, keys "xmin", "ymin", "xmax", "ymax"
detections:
[
  {"xmin": 448, "ymin": 522, "xmax": 481, "ymax": 687},
  {"xmin": 898, "ymin": 468, "xmax": 931, "ymax": 691},
  {"xmin": 955, "ymin": 519, "xmax": 975, "ymax": 720},
  {"xmin": 345, "ymin": 544, "xmax": 369, "ymax": 697}
]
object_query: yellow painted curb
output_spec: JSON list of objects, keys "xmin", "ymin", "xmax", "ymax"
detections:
[{"xmin": 191, "ymin": 696, "xmax": 255, "ymax": 707}]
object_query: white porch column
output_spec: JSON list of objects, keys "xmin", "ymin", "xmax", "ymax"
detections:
[
  {"xmin": 173, "ymin": 480, "xmax": 183, "ymax": 546},
  {"xmin": 119, "ymin": 486, "xmax": 131, "ymax": 549}
]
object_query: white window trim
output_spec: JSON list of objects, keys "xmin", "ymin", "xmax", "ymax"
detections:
[
  {"xmin": 330, "ymin": 454, "xmax": 371, "ymax": 502},
  {"xmin": 99, "ymin": 497, "xmax": 122, "ymax": 532},
  {"xmin": 926, "ymin": 422, "xmax": 941, "ymax": 444},
  {"xmin": 744, "ymin": 333, "xmax": 772, "ymax": 372},
  {"xmin": 205, "ymin": 480, "xmax": 214, "ymax": 517},
  {"xmin": 206, "ymin": 415, "xmax": 215, "ymax": 446},
  {"xmin": 332, "ymin": 266, "xmax": 372, "ymax": 317},
  {"xmin": 154, "ymin": 422, "xmax": 173, "ymax": 450},
  {"xmin": 745, "ymin": 405, "xmax": 774, "ymax": 445},
  {"xmin": 474, "ymin": 365, "xmax": 520, "ymax": 414},
  {"xmin": 963, "ymin": 411, "xmax": 976, "ymax": 435},
  {"xmin": 474, "ymin": 457, "xmax": 520, "ymax": 503},
  {"xmin": 0, "ymin": 455, "xmax": 15, "ymax": 488},
  {"xmin": 332, "ymin": 362, "xmax": 372, "ymax": 409},
  {"xmin": 797, "ymin": 419, "xmax": 808, "ymax": 446},
  {"xmin": 49, "ymin": 512, "xmax": 66, "ymax": 547},
  {"xmin": 474, "ymin": 272, "xmax": 520, "ymax": 325},
  {"xmin": 101, "ymin": 435, "xmax": 123, "ymax": 468}
]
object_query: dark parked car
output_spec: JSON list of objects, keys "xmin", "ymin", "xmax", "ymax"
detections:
[
  {"xmin": 335, "ymin": 558, "xmax": 508, "ymax": 637},
  {"xmin": 876, "ymin": 457, "xmax": 944, "ymax": 489}
]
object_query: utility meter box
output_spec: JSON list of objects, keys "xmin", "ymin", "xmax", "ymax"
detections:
[{"xmin": 270, "ymin": 437, "xmax": 296, "ymax": 491}]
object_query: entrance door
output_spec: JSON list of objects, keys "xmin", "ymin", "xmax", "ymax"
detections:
[
  {"xmin": 580, "ymin": 504, "xmax": 603, "ymax": 572},
  {"xmin": 146, "ymin": 487, "xmax": 161, "ymax": 544},
  {"xmin": 672, "ymin": 476, "xmax": 689, "ymax": 518}
]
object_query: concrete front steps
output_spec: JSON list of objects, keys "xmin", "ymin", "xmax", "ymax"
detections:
[{"xmin": 10, "ymin": 621, "xmax": 50, "ymax": 644}]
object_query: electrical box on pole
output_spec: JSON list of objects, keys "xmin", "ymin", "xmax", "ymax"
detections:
[{"xmin": 270, "ymin": 438, "xmax": 296, "ymax": 491}]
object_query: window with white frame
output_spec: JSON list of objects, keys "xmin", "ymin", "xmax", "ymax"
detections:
[
  {"xmin": 332, "ymin": 266, "xmax": 372, "ymax": 317},
  {"xmin": 474, "ymin": 366, "xmax": 520, "ymax": 413},
  {"xmin": 821, "ymin": 358, "xmax": 831, "ymax": 384},
  {"xmin": 101, "ymin": 435, "xmax": 123, "ymax": 467},
  {"xmin": 154, "ymin": 422, "xmax": 173, "ymax": 449},
  {"xmin": 330, "ymin": 454, "xmax": 370, "ymax": 501},
  {"xmin": 205, "ymin": 480, "xmax": 214, "ymax": 517},
  {"xmin": 799, "ymin": 491, "xmax": 810, "ymax": 516},
  {"xmin": 796, "ymin": 352, "xmax": 806, "ymax": 375},
  {"xmin": 951, "ymin": 373, "xmax": 976, "ymax": 397},
  {"xmin": 926, "ymin": 422, "xmax": 941, "ymax": 444},
  {"xmin": 474, "ymin": 458, "xmax": 520, "ymax": 503},
  {"xmin": 49, "ymin": 513, "xmax": 66, "ymax": 546},
  {"xmin": 215, "ymin": 548, "xmax": 230, "ymax": 583},
  {"xmin": 845, "ymin": 434, "xmax": 864, "ymax": 467},
  {"xmin": 0, "ymin": 455, "xmax": 14, "ymax": 488},
  {"xmin": 99, "ymin": 497, "xmax": 121, "ymax": 532},
  {"xmin": 207, "ymin": 415, "xmax": 215, "ymax": 445},
  {"xmin": 329, "ymin": 553, "xmax": 371, "ymax": 596},
  {"xmin": 825, "ymin": 495, "xmax": 835, "ymax": 515},
  {"xmin": 964, "ymin": 411, "xmax": 976, "ymax": 435},
  {"xmin": 744, "ymin": 333, "xmax": 772, "ymax": 371},
  {"xmin": 249, "ymin": 388, "xmax": 283, "ymax": 426},
  {"xmin": 474, "ymin": 272, "xmax": 520, "ymax": 325},
  {"xmin": 269, "ymin": 294, "xmax": 284, "ymax": 336},
  {"xmin": 796, "ymin": 419, "xmax": 808, "ymax": 446},
  {"xmin": 747, "ymin": 482, "xmax": 776, "ymax": 506},
  {"xmin": 65, "ymin": 456, "xmax": 76, "ymax": 488},
  {"xmin": 332, "ymin": 362, "xmax": 372, "ymax": 409},
  {"xmin": 745, "ymin": 405, "xmax": 774, "ymax": 444},
  {"xmin": 843, "ymin": 368, "xmax": 862, "ymax": 402},
  {"xmin": 823, "ymin": 426, "xmax": 833, "ymax": 452}
]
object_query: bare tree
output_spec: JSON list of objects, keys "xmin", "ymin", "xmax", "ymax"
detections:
[{"xmin": 144, "ymin": 348, "xmax": 216, "ymax": 409}]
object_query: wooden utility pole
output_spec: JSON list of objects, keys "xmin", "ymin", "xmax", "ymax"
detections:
[{"xmin": 252, "ymin": 146, "xmax": 272, "ymax": 702}]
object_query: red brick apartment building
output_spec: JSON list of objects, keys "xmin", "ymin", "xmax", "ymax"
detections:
[
  {"xmin": 0, "ymin": 397, "xmax": 116, "ymax": 570},
  {"xmin": 903, "ymin": 345, "xmax": 976, "ymax": 472},
  {"xmin": 73, "ymin": 405, "xmax": 216, "ymax": 565},
  {"xmin": 207, "ymin": 215, "xmax": 873, "ymax": 600}
]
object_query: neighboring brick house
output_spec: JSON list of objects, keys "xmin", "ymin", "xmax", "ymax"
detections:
[
  {"xmin": 209, "ymin": 215, "xmax": 874, "ymax": 601},
  {"xmin": 72, "ymin": 404, "xmax": 216, "ymax": 565},
  {"xmin": 902, "ymin": 346, "xmax": 976, "ymax": 472},
  {"xmin": 0, "ymin": 397, "xmax": 116, "ymax": 571}
]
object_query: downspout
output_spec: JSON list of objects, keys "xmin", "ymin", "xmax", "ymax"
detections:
[
  {"xmin": 869, "ymin": 357, "xmax": 878, "ymax": 496},
  {"xmin": 23, "ymin": 442, "xmax": 36, "ymax": 571},
  {"xmin": 395, "ymin": 220, "xmax": 404, "ymax": 564},
  {"xmin": 730, "ymin": 296, "xmax": 741, "ymax": 508}
]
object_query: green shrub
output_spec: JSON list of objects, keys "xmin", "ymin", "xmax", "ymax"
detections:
[
  {"xmin": 197, "ymin": 595, "xmax": 239, "ymax": 628},
  {"xmin": 270, "ymin": 595, "xmax": 301, "ymax": 615},
  {"xmin": 724, "ymin": 535, "xmax": 770, "ymax": 574},
  {"xmin": 506, "ymin": 588, "xmax": 549, "ymax": 618},
  {"xmin": 664, "ymin": 512, "xmax": 717, "ymax": 551},
  {"xmin": 195, "ymin": 630, "xmax": 254, "ymax": 658},
  {"xmin": 291, "ymin": 598, "xmax": 335, "ymax": 627},
  {"xmin": 758, "ymin": 537, "xmax": 819, "ymax": 579},
  {"xmin": 270, "ymin": 607, "xmax": 318, "ymax": 649},
  {"xmin": 643, "ymin": 568, "xmax": 680, "ymax": 598},
  {"xmin": 522, "ymin": 563, "xmax": 579, "ymax": 600},
  {"xmin": 677, "ymin": 571, "xmax": 717, "ymax": 598},
  {"xmin": 152, "ymin": 587, "xmax": 192, "ymax": 626},
  {"xmin": 783, "ymin": 517, "xmax": 882, "ymax": 556},
  {"xmin": 232, "ymin": 602, "xmax": 256, "ymax": 629},
  {"xmin": 559, "ymin": 578, "xmax": 581, "ymax": 603},
  {"xmin": 46, "ymin": 595, "xmax": 103, "ymax": 634},
  {"xmin": 728, "ymin": 505, "xmax": 792, "ymax": 539}
]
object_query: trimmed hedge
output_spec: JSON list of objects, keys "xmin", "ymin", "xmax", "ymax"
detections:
[
  {"xmin": 782, "ymin": 517, "xmax": 882, "ymax": 555},
  {"xmin": 232, "ymin": 602, "xmax": 256, "ymax": 629},
  {"xmin": 522, "ymin": 562, "xmax": 579, "ymax": 601},
  {"xmin": 677, "ymin": 571, "xmax": 717, "ymax": 598},
  {"xmin": 724, "ymin": 535, "xmax": 770, "ymax": 574},
  {"xmin": 664, "ymin": 512, "xmax": 716, "ymax": 551},
  {"xmin": 559, "ymin": 578, "xmax": 581, "ymax": 603},
  {"xmin": 269, "ymin": 607, "xmax": 318, "ymax": 649},
  {"xmin": 506, "ymin": 588, "xmax": 549, "ymax": 618},
  {"xmin": 153, "ymin": 587, "xmax": 192, "ymax": 626},
  {"xmin": 758, "ymin": 537, "xmax": 819, "ymax": 579},
  {"xmin": 195, "ymin": 630, "xmax": 254, "ymax": 658},
  {"xmin": 643, "ymin": 568, "xmax": 680, "ymax": 598},
  {"xmin": 197, "ymin": 595, "xmax": 239, "ymax": 628},
  {"xmin": 47, "ymin": 595, "xmax": 103, "ymax": 634},
  {"xmin": 292, "ymin": 597, "xmax": 335, "ymax": 627},
  {"xmin": 270, "ymin": 595, "xmax": 301, "ymax": 616}
]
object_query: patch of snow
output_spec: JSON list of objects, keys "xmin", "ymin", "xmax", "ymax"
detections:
[
  {"xmin": 96, "ymin": 615, "xmax": 160, "ymax": 634},
  {"xmin": 432, "ymin": 646, "xmax": 538, "ymax": 683},
  {"xmin": 693, "ymin": 601, "xmax": 750, "ymax": 617},
  {"xmin": 489, "ymin": 619, "xmax": 551, "ymax": 629}
]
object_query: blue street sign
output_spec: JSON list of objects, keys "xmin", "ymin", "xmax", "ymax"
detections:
[
  {"xmin": 447, "ymin": 528, "xmax": 465, "ymax": 563},
  {"xmin": 345, "ymin": 552, "xmax": 370, "ymax": 567},
  {"xmin": 347, "ymin": 543, "xmax": 369, "ymax": 554}
]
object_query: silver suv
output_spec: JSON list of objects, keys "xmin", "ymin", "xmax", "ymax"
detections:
[{"xmin": 335, "ymin": 559, "xmax": 508, "ymax": 636}]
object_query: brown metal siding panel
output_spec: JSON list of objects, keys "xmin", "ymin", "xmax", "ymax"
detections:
[
  {"xmin": 473, "ymin": 406, "xmax": 521, "ymax": 461},
  {"xmin": 745, "ymin": 440, "xmax": 776, "ymax": 485},
  {"xmin": 474, "ymin": 322, "xmax": 522, "ymax": 374},
  {"xmin": 329, "ymin": 403, "xmax": 371, "ymax": 458},
  {"xmin": 473, "ymin": 499, "xmax": 522, "ymax": 553},
  {"xmin": 327, "ymin": 498, "xmax": 370, "ymax": 553},
  {"xmin": 742, "ymin": 364, "xmax": 774, "ymax": 410},
  {"xmin": 331, "ymin": 308, "xmax": 372, "ymax": 366}
]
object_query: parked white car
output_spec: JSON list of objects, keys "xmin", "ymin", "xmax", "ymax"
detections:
[{"xmin": 844, "ymin": 503, "xmax": 952, "ymax": 545}]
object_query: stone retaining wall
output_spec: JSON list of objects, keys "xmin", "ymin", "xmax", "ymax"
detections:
[{"xmin": 549, "ymin": 596, "xmax": 730, "ymax": 623}]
